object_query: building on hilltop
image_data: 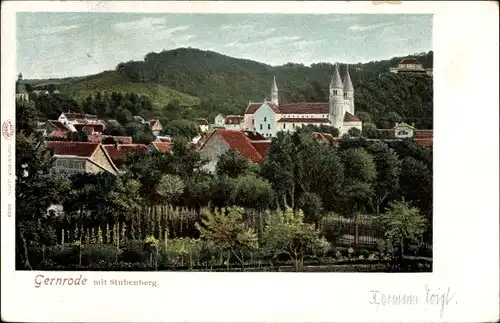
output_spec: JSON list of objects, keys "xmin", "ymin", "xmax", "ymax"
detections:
[
  {"xmin": 389, "ymin": 57, "xmax": 433, "ymax": 76},
  {"xmin": 16, "ymin": 73, "xmax": 29, "ymax": 101},
  {"xmin": 376, "ymin": 122, "xmax": 433, "ymax": 149},
  {"xmin": 242, "ymin": 65, "xmax": 362, "ymax": 138}
]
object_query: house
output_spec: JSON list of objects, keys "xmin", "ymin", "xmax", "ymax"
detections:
[
  {"xmin": 46, "ymin": 120, "xmax": 71, "ymax": 136},
  {"xmin": 155, "ymin": 135, "xmax": 172, "ymax": 143},
  {"xmin": 149, "ymin": 141, "xmax": 173, "ymax": 153},
  {"xmin": 375, "ymin": 123, "xmax": 433, "ymax": 149},
  {"xmin": 196, "ymin": 118, "xmax": 210, "ymax": 132},
  {"xmin": 148, "ymin": 119, "xmax": 163, "ymax": 136},
  {"xmin": 57, "ymin": 112, "xmax": 107, "ymax": 134},
  {"xmin": 199, "ymin": 129, "xmax": 270, "ymax": 173},
  {"xmin": 44, "ymin": 141, "xmax": 119, "ymax": 176},
  {"xmin": 224, "ymin": 115, "xmax": 245, "ymax": 131},
  {"xmin": 102, "ymin": 143, "xmax": 148, "ymax": 167},
  {"xmin": 15, "ymin": 73, "xmax": 29, "ymax": 102},
  {"xmin": 389, "ymin": 57, "xmax": 432, "ymax": 76},
  {"xmin": 214, "ymin": 113, "xmax": 226, "ymax": 127},
  {"xmin": 242, "ymin": 67, "xmax": 362, "ymax": 137}
]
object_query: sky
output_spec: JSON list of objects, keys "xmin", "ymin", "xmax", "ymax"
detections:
[{"xmin": 16, "ymin": 13, "xmax": 432, "ymax": 79}]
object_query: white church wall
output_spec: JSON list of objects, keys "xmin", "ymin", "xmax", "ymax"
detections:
[{"xmin": 254, "ymin": 103, "xmax": 279, "ymax": 138}]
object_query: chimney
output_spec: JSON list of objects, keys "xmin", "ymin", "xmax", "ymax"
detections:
[{"xmin": 114, "ymin": 141, "xmax": 119, "ymax": 150}]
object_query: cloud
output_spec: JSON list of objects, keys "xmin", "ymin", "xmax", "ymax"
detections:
[
  {"xmin": 35, "ymin": 24, "xmax": 80, "ymax": 35},
  {"xmin": 224, "ymin": 35, "xmax": 302, "ymax": 49},
  {"xmin": 219, "ymin": 23, "xmax": 255, "ymax": 31},
  {"xmin": 155, "ymin": 25, "xmax": 191, "ymax": 39},
  {"xmin": 348, "ymin": 22, "xmax": 393, "ymax": 31},
  {"xmin": 114, "ymin": 17, "xmax": 167, "ymax": 31},
  {"xmin": 293, "ymin": 39, "xmax": 326, "ymax": 47}
]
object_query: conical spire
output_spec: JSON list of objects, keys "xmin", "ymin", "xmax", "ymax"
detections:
[
  {"xmin": 343, "ymin": 65, "xmax": 354, "ymax": 92},
  {"xmin": 330, "ymin": 64, "xmax": 343, "ymax": 89},
  {"xmin": 272, "ymin": 75, "xmax": 278, "ymax": 92}
]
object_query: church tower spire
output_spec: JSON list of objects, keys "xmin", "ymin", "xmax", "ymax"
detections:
[
  {"xmin": 343, "ymin": 65, "xmax": 355, "ymax": 115},
  {"xmin": 329, "ymin": 64, "xmax": 344, "ymax": 131},
  {"xmin": 271, "ymin": 75, "xmax": 279, "ymax": 106}
]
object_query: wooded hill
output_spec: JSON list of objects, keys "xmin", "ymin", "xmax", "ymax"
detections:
[{"xmin": 28, "ymin": 48, "xmax": 433, "ymax": 129}]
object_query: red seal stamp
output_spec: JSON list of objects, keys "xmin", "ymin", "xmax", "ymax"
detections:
[{"xmin": 2, "ymin": 119, "xmax": 15, "ymax": 140}]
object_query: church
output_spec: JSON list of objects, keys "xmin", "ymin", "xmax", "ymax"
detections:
[{"xmin": 242, "ymin": 64, "xmax": 362, "ymax": 138}]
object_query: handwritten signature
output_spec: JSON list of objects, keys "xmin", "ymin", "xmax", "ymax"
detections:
[{"xmin": 369, "ymin": 284, "xmax": 456, "ymax": 318}]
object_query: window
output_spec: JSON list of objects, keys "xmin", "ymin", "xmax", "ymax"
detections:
[
  {"xmin": 268, "ymin": 124, "xmax": 271, "ymax": 130},
  {"xmin": 264, "ymin": 117, "xmax": 267, "ymax": 122},
  {"xmin": 283, "ymin": 124, "xmax": 286, "ymax": 129},
  {"xmin": 260, "ymin": 124, "xmax": 263, "ymax": 130},
  {"xmin": 397, "ymin": 130, "xmax": 409, "ymax": 136},
  {"xmin": 292, "ymin": 123, "xmax": 295, "ymax": 128},
  {"xmin": 252, "ymin": 119, "xmax": 254, "ymax": 124}
]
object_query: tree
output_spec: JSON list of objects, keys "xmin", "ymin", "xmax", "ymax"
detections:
[
  {"xmin": 361, "ymin": 122, "xmax": 378, "ymax": 138},
  {"xmin": 15, "ymin": 100, "xmax": 63, "ymax": 269},
  {"xmin": 106, "ymin": 176, "xmax": 143, "ymax": 261},
  {"xmin": 340, "ymin": 148, "xmax": 377, "ymax": 246},
  {"xmin": 380, "ymin": 200, "xmax": 426, "ymax": 268},
  {"xmin": 230, "ymin": 174, "xmax": 274, "ymax": 210},
  {"xmin": 347, "ymin": 127, "xmax": 361, "ymax": 137},
  {"xmin": 262, "ymin": 208, "xmax": 330, "ymax": 271},
  {"xmin": 216, "ymin": 150, "xmax": 249, "ymax": 178},
  {"xmin": 163, "ymin": 119, "xmax": 199, "ymax": 140},
  {"xmin": 156, "ymin": 174, "xmax": 185, "ymax": 204},
  {"xmin": 196, "ymin": 207, "xmax": 258, "ymax": 270},
  {"xmin": 366, "ymin": 141, "xmax": 402, "ymax": 215},
  {"xmin": 297, "ymin": 192, "xmax": 323, "ymax": 225}
]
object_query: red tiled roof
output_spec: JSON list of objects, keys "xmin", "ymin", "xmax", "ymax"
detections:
[
  {"xmin": 216, "ymin": 130, "xmax": 264, "ymax": 163},
  {"xmin": 150, "ymin": 141, "xmax": 173, "ymax": 153},
  {"xmin": 102, "ymin": 144, "xmax": 148, "ymax": 164},
  {"xmin": 415, "ymin": 138, "xmax": 433, "ymax": 148},
  {"xmin": 48, "ymin": 120, "xmax": 69, "ymax": 132},
  {"xmin": 48, "ymin": 131, "xmax": 68, "ymax": 138},
  {"xmin": 157, "ymin": 137, "xmax": 172, "ymax": 143},
  {"xmin": 243, "ymin": 131, "xmax": 266, "ymax": 141},
  {"xmin": 400, "ymin": 57, "xmax": 421, "ymax": 65},
  {"xmin": 251, "ymin": 141, "xmax": 271, "ymax": 159},
  {"xmin": 244, "ymin": 103, "xmax": 264, "ymax": 115},
  {"xmin": 44, "ymin": 141, "xmax": 99, "ymax": 157},
  {"xmin": 88, "ymin": 134, "xmax": 101, "ymax": 143},
  {"xmin": 277, "ymin": 118, "xmax": 330, "ymax": 123},
  {"xmin": 266, "ymin": 103, "xmax": 281, "ymax": 113},
  {"xmin": 100, "ymin": 135, "xmax": 133, "ymax": 144},
  {"xmin": 344, "ymin": 112, "xmax": 361, "ymax": 122},
  {"xmin": 414, "ymin": 130, "xmax": 433, "ymax": 139},
  {"xmin": 74, "ymin": 123, "xmax": 105, "ymax": 133},
  {"xmin": 278, "ymin": 102, "xmax": 330, "ymax": 115},
  {"xmin": 196, "ymin": 118, "xmax": 210, "ymax": 126},
  {"xmin": 225, "ymin": 115, "xmax": 244, "ymax": 124}
]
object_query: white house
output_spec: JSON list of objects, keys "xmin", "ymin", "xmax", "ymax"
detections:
[
  {"xmin": 214, "ymin": 114, "xmax": 226, "ymax": 127},
  {"xmin": 242, "ymin": 66, "xmax": 362, "ymax": 137},
  {"xmin": 196, "ymin": 118, "xmax": 210, "ymax": 132},
  {"xmin": 394, "ymin": 122, "xmax": 415, "ymax": 138}
]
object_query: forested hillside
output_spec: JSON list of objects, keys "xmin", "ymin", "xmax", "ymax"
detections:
[{"xmin": 29, "ymin": 48, "xmax": 433, "ymax": 129}]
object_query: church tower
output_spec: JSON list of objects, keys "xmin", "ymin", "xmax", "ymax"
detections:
[
  {"xmin": 343, "ymin": 65, "xmax": 355, "ymax": 115},
  {"xmin": 271, "ymin": 76, "xmax": 279, "ymax": 106},
  {"xmin": 329, "ymin": 64, "xmax": 344, "ymax": 130}
]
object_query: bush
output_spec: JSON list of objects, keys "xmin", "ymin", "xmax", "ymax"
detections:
[{"xmin": 120, "ymin": 240, "xmax": 148, "ymax": 263}]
